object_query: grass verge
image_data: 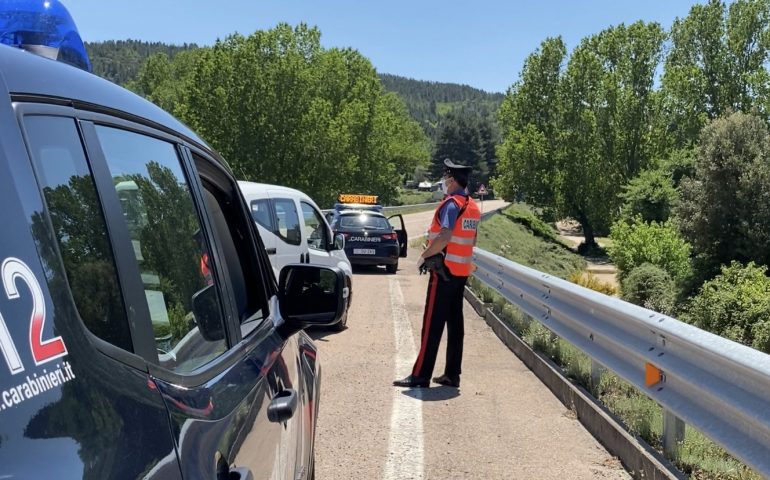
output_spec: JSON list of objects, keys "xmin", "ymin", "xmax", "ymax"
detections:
[
  {"xmin": 476, "ymin": 204, "xmax": 586, "ymax": 279},
  {"xmin": 395, "ymin": 189, "xmax": 436, "ymax": 205}
]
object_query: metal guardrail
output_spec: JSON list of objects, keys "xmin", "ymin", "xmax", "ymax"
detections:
[
  {"xmin": 380, "ymin": 202, "xmax": 441, "ymax": 215},
  {"xmin": 472, "ymin": 247, "xmax": 770, "ymax": 476},
  {"xmin": 321, "ymin": 201, "xmax": 441, "ymax": 217}
]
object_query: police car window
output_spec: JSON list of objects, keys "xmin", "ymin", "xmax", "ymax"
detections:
[
  {"xmin": 24, "ymin": 116, "xmax": 133, "ymax": 351},
  {"xmin": 94, "ymin": 126, "xmax": 227, "ymax": 374},
  {"xmin": 251, "ymin": 199, "xmax": 274, "ymax": 231},
  {"xmin": 194, "ymin": 154, "xmax": 267, "ymax": 336},
  {"xmin": 340, "ymin": 214, "xmax": 391, "ymax": 230},
  {"xmin": 273, "ymin": 198, "xmax": 301, "ymax": 246},
  {"xmin": 300, "ymin": 202, "xmax": 328, "ymax": 250}
]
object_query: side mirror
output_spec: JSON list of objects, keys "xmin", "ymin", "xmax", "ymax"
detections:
[
  {"xmin": 278, "ymin": 264, "xmax": 346, "ymax": 329},
  {"xmin": 192, "ymin": 285, "xmax": 225, "ymax": 342},
  {"xmin": 333, "ymin": 233, "xmax": 345, "ymax": 251}
]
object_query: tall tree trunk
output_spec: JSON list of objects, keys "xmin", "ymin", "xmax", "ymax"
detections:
[{"xmin": 577, "ymin": 212, "xmax": 597, "ymax": 249}]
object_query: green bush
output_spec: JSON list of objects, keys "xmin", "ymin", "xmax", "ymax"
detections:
[
  {"xmin": 619, "ymin": 169, "xmax": 678, "ymax": 224},
  {"xmin": 621, "ymin": 263, "xmax": 676, "ymax": 315},
  {"xmin": 608, "ymin": 217, "xmax": 691, "ymax": 283},
  {"xmin": 684, "ymin": 261, "xmax": 770, "ymax": 353}
]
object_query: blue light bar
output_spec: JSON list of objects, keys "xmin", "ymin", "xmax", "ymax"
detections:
[{"xmin": 0, "ymin": 0, "xmax": 91, "ymax": 72}]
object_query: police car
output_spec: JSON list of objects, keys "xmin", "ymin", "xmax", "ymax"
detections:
[
  {"xmin": 0, "ymin": 2, "xmax": 342, "ymax": 479},
  {"xmin": 328, "ymin": 195, "xmax": 408, "ymax": 273}
]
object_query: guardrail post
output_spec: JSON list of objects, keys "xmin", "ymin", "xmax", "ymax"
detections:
[
  {"xmin": 549, "ymin": 331, "xmax": 560, "ymax": 360},
  {"xmin": 590, "ymin": 360, "xmax": 605, "ymax": 393},
  {"xmin": 662, "ymin": 409, "xmax": 685, "ymax": 460}
]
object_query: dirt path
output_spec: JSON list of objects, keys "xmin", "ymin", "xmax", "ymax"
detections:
[{"xmin": 555, "ymin": 220, "xmax": 619, "ymax": 289}]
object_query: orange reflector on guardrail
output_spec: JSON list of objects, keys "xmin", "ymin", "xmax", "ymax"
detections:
[{"xmin": 645, "ymin": 362, "xmax": 662, "ymax": 387}]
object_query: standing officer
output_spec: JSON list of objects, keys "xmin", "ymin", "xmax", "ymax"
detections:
[{"xmin": 394, "ymin": 159, "xmax": 481, "ymax": 388}]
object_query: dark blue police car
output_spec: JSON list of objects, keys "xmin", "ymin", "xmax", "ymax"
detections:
[
  {"xmin": 0, "ymin": 2, "xmax": 343, "ymax": 479},
  {"xmin": 329, "ymin": 198, "xmax": 407, "ymax": 273}
]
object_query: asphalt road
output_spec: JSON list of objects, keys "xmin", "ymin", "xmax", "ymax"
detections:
[
  {"xmin": 402, "ymin": 199, "xmax": 509, "ymax": 241},
  {"xmin": 311, "ymin": 206, "xmax": 630, "ymax": 479}
]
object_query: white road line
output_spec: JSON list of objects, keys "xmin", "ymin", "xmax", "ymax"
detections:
[{"xmin": 384, "ymin": 277, "xmax": 424, "ymax": 480}]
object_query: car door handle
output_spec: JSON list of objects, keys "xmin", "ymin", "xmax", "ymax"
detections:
[
  {"xmin": 266, "ymin": 248, "xmax": 276, "ymax": 255},
  {"xmin": 268, "ymin": 389, "xmax": 298, "ymax": 423},
  {"xmin": 229, "ymin": 467, "xmax": 254, "ymax": 480}
]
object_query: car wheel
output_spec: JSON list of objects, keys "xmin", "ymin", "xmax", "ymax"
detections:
[
  {"xmin": 332, "ymin": 282, "xmax": 350, "ymax": 331},
  {"xmin": 386, "ymin": 262, "xmax": 398, "ymax": 274}
]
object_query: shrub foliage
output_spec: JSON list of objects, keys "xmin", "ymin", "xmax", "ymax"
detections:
[
  {"xmin": 684, "ymin": 262, "xmax": 770, "ymax": 353},
  {"xmin": 608, "ymin": 217, "xmax": 691, "ymax": 283}
]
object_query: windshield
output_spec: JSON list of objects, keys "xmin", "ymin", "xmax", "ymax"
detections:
[{"xmin": 339, "ymin": 213, "xmax": 390, "ymax": 230}]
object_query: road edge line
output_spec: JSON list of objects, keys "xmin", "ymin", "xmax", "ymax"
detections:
[{"xmin": 383, "ymin": 277, "xmax": 424, "ymax": 480}]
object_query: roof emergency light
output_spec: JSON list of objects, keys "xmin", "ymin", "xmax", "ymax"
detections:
[
  {"xmin": 0, "ymin": 0, "xmax": 91, "ymax": 72},
  {"xmin": 338, "ymin": 194, "xmax": 379, "ymax": 205}
]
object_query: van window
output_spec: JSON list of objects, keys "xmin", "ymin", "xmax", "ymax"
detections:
[
  {"xmin": 250, "ymin": 199, "xmax": 274, "ymax": 231},
  {"xmin": 300, "ymin": 201, "xmax": 328, "ymax": 250},
  {"xmin": 273, "ymin": 198, "xmax": 301, "ymax": 246},
  {"xmin": 24, "ymin": 116, "xmax": 133, "ymax": 352},
  {"xmin": 95, "ymin": 125, "xmax": 227, "ymax": 374}
]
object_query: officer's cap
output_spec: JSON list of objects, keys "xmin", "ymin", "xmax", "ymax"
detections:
[{"xmin": 443, "ymin": 158, "xmax": 472, "ymax": 176}]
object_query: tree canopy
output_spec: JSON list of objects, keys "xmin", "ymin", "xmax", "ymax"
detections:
[
  {"xmin": 495, "ymin": 21, "xmax": 665, "ymax": 245},
  {"xmin": 676, "ymin": 112, "xmax": 770, "ymax": 277},
  {"xmin": 131, "ymin": 24, "xmax": 430, "ymax": 206}
]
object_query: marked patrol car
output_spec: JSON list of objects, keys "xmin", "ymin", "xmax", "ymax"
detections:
[
  {"xmin": 328, "ymin": 195, "xmax": 408, "ymax": 273},
  {"xmin": 0, "ymin": 2, "xmax": 343, "ymax": 478}
]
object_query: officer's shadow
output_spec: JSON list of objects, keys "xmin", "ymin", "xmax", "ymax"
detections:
[{"xmin": 401, "ymin": 386, "xmax": 460, "ymax": 401}]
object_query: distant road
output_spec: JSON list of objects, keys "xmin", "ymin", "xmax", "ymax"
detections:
[{"xmin": 401, "ymin": 199, "xmax": 508, "ymax": 239}]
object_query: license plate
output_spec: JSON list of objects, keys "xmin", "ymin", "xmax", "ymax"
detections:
[{"xmin": 353, "ymin": 248, "xmax": 376, "ymax": 255}]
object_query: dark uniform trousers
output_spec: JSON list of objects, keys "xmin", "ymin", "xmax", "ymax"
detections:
[{"xmin": 411, "ymin": 270, "xmax": 468, "ymax": 380}]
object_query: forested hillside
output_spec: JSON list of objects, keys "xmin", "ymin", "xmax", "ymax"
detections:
[
  {"xmin": 379, "ymin": 73, "xmax": 504, "ymax": 141},
  {"xmin": 85, "ymin": 40, "xmax": 198, "ymax": 85},
  {"xmin": 84, "ymin": 40, "xmax": 503, "ymax": 146}
]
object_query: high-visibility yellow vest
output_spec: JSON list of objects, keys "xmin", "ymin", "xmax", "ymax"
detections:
[{"xmin": 427, "ymin": 194, "xmax": 481, "ymax": 276}]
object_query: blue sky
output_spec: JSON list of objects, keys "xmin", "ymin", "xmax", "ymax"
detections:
[{"xmin": 65, "ymin": 0, "xmax": 705, "ymax": 93}]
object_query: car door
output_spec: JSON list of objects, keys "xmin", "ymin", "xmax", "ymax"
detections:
[
  {"xmin": 248, "ymin": 196, "xmax": 279, "ymax": 263},
  {"xmin": 388, "ymin": 214, "xmax": 408, "ymax": 257},
  {"xmin": 87, "ymin": 122, "xmax": 305, "ymax": 479},
  {"xmin": 269, "ymin": 194, "xmax": 308, "ymax": 268},
  {"xmin": 3, "ymin": 110, "xmax": 183, "ymax": 480},
  {"xmin": 299, "ymin": 200, "xmax": 336, "ymax": 269}
]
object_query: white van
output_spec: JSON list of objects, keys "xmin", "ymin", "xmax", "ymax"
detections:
[{"xmin": 238, "ymin": 181, "xmax": 353, "ymax": 330}]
